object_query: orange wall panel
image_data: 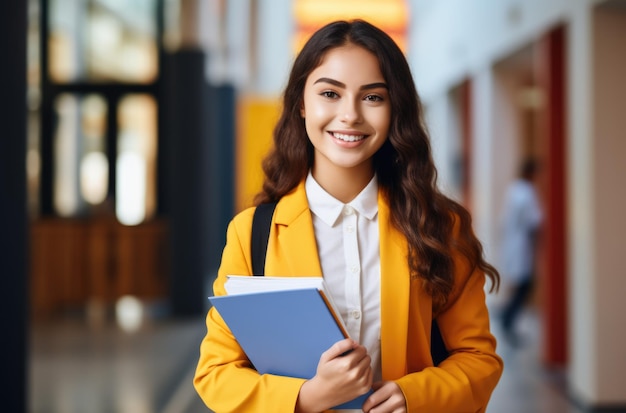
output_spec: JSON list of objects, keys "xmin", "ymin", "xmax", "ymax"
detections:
[{"xmin": 235, "ymin": 96, "xmax": 281, "ymax": 212}]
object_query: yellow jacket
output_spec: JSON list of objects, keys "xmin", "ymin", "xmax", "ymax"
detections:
[{"xmin": 194, "ymin": 181, "xmax": 503, "ymax": 412}]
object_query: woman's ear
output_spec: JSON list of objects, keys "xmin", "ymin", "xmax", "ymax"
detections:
[{"xmin": 300, "ymin": 107, "xmax": 305, "ymax": 118}]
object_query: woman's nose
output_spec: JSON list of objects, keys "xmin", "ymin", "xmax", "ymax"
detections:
[{"xmin": 341, "ymin": 99, "xmax": 362, "ymax": 124}]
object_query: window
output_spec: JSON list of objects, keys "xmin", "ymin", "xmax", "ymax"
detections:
[
  {"xmin": 49, "ymin": 0, "xmax": 158, "ymax": 83},
  {"xmin": 38, "ymin": 0, "xmax": 162, "ymax": 224},
  {"xmin": 116, "ymin": 94, "xmax": 157, "ymax": 225}
]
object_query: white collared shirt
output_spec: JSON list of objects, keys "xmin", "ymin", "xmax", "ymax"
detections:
[{"xmin": 305, "ymin": 172, "xmax": 382, "ymax": 411}]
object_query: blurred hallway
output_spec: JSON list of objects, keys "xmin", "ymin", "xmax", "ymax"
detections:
[
  {"xmin": 29, "ymin": 305, "xmax": 583, "ymax": 413},
  {"xmin": 9, "ymin": 1, "xmax": 626, "ymax": 411}
]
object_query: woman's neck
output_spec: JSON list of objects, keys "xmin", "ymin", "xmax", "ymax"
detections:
[{"xmin": 311, "ymin": 164, "xmax": 374, "ymax": 204}]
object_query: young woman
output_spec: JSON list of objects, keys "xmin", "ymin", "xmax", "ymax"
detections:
[{"xmin": 194, "ymin": 20, "xmax": 503, "ymax": 412}]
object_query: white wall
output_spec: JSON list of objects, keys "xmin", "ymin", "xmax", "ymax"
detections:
[
  {"xmin": 253, "ymin": 0, "xmax": 294, "ymax": 96},
  {"xmin": 410, "ymin": 0, "xmax": 572, "ymax": 102},
  {"xmin": 588, "ymin": 7, "xmax": 626, "ymax": 404},
  {"xmin": 469, "ymin": 66, "xmax": 497, "ymax": 257},
  {"xmin": 423, "ymin": 93, "xmax": 460, "ymax": 200},
  {"xmin": 567, "ymin": 1, "xmax": 596, "ymax": 404}
]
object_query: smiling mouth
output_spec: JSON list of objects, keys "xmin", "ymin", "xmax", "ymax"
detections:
[{"xmin": 331, "ymin": 132, "xmax": 366, "ymax": 142}]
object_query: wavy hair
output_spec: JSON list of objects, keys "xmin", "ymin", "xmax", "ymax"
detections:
[{"xmin": 255, "ymin": 20, "xmax": 499, "ymax": 310}]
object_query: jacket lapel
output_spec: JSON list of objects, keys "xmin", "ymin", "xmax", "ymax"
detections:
[
  {"xmin": 268, "ymin": 182, "xmax": 323, "ymax": 277},
  {"xmin": 378, "ymin": 193, "xmax": 410, "ymax": 379}
]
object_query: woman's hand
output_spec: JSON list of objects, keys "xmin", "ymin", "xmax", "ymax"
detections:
[
  {"xmin": 296, "ymin": 338, "xmax": 373, "ymax": 412},
  {"xmin": 362, "ymin": 381, "xmax": 407, "ymax": 413}
]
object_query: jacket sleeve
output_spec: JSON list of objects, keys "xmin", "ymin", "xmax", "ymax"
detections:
[
  {"xmin": 193, "ymin": 208, "xmax": 306, "ymax": 412},
  {"xmin": 397, "ymin": 266, "xmax": 503, "ymax": 412}
]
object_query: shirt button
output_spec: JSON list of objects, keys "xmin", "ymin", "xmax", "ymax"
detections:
[
  {"xmin": 349, "ymin": 265, "xmax": 358, "ymax": 273},
  {"xmin": 343, "ymin": 206, "xmax": 354, "ymax": 216},
  {"xmin": 346, "ymin": 225, "xmax": 354, "ymax": 233},
  {"xmin": 351, "ymin": 310, "xmax": 361, "ymax": 319}
]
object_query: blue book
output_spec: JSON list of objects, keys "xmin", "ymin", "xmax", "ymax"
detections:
[{"xmin": 209, "ymin": 277, "xmax": 371, "ymax": 410}]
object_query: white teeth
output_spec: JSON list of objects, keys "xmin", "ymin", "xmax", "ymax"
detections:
[{"xmin": 333, "ymin": 132, "xmax": 365, "ymax": 142}]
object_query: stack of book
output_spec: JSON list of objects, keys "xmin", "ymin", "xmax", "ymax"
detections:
[{"xmin": 209, "ymin": 275, "xmax": 370, "ymax": 409}]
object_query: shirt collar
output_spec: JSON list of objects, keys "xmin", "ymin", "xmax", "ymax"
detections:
[{"xmin": 305, "ymin": 171, "xmax": 379, "ymax": 227}]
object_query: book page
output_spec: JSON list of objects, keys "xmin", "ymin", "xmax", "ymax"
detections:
[{"xmin": 224, "ymin": 275, "xmax": 325, "ymax": 295}]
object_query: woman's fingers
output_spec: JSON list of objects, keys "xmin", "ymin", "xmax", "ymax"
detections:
[{"xmin": 320, "ymin": 338, "xmax": 357, "ymax": 362}]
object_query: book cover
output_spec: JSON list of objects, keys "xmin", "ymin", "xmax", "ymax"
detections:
[{"xmin": 209, "ymin": 285, "xmax": 370, "ymax": 409}]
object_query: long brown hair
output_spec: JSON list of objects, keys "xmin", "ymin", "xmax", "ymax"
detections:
[{"xmin": 255, "ymin": 20, "xmax": 499, "ymax": 309}]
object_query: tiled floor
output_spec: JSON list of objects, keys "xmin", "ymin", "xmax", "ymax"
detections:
[
  {"xmin": 29, "ymin": 303, "xmax": 581, "ymax": 413},
  {"xmin": 486, "ymin": 308, "xmax": 583, "ymax": 413},
  {"xmin": 29, "ymin": 305, "xmax": 210, "ymax": 413}
]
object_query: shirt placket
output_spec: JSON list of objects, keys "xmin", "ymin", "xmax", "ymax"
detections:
[{"xmin": 342, "ymin": 205, "xmax": 361, "ymax": 343}]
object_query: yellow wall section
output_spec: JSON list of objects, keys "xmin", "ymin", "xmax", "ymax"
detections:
[{"xmin": 236, "ymin": 96, "xmax": 281, "ymax": 212}]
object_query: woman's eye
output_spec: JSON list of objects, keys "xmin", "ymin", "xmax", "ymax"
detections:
[
  {"xmin": 364, "ymin": 94, "xmax": 383, "ymax": 102},
  {"xmin": 321, "ymin": 91, "xmax": 339, "ymax": 99}
]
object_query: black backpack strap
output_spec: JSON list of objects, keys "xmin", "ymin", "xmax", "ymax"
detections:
[
  {"xmin": 431, "ymin": 319, "xmax": 449, "ymax": 366},
  {"xmin": 251, "ymin": 202, "xmax": 277, "ymax": 276}
]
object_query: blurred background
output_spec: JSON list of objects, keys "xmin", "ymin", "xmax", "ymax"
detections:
[{"xmin": 1, "ymin": 0, "xmax": 625, "ymax": 412}]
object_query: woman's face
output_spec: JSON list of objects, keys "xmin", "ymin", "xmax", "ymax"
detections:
[{"xmin": 301, "ymin": 44, "xmax": 391, "ymax": 182}]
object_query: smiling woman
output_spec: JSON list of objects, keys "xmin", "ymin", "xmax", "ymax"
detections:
[{"xmin": 194, "ymin": 19, "xmax": 502, "ymax": 413}]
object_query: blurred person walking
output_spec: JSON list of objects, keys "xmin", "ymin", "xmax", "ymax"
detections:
[{"xmin": 499, "ymin": 158, "xmax": 543, "ymax": 346}]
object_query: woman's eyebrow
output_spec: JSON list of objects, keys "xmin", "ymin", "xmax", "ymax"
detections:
[
  {"xmin": 313, "ymin": 77, "xmax": 388, "ymax": 90},
  {"xmin": 361, "ymin": 82, "xmax": 388, "ymax": 91}
]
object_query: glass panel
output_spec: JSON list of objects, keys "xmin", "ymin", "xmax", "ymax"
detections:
[
  {"xmin": 27, "ymin": 0, "xmax": 42, "ymax": 217},
  {"xmin": 53, "ymin": 94, "xmax": 82, "ymax": 216},
  {"xmin": 115, "ymin": 94, "xmax": 157, "ymax": 226},
  {"xmin": 53, "ymin": 93, "xmax": 109, "ymax": 217},
  {"xmin": 80, "ymin": 95, "xmax": 109, "ymax": 206},
  {"xmin": 49, "ymin": 0, "xmax": 158, "ymax": 83},
  {"xmin": 162, "ymin": 0, "xmax": 181, "ymax": 52}
]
